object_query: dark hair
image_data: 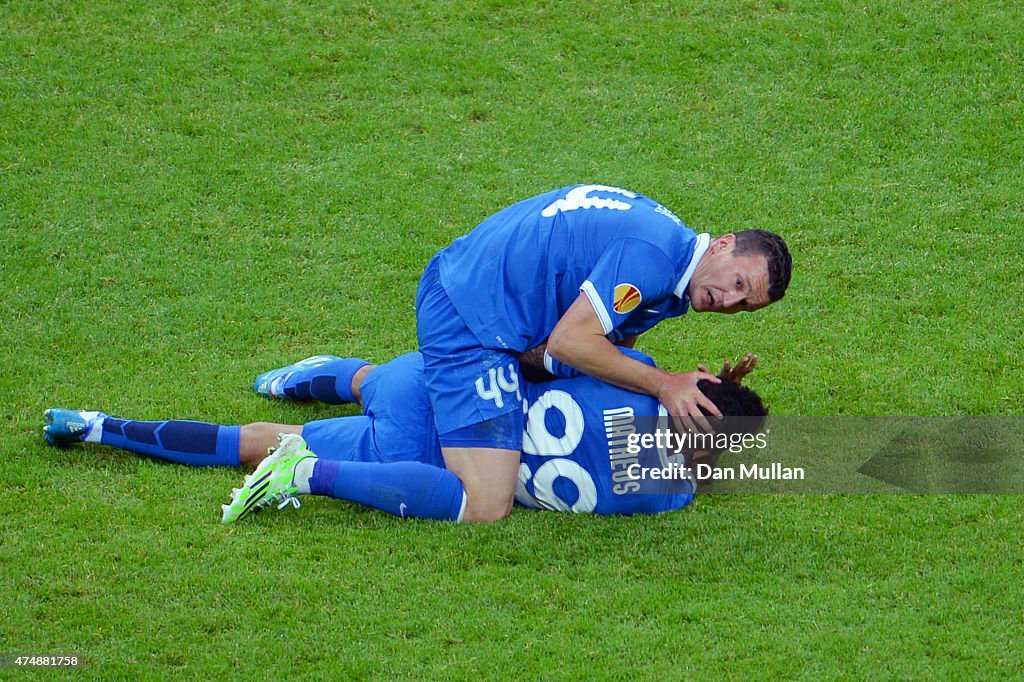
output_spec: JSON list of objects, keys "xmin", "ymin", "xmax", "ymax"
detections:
[
  {"xmin": 697, "ymin": 378, "xmax": 768, "ymax": 436},
  {"xmin": 734, "ymin": 229, "xmax": 792, "ymax": 302},
  {"xmin": 686, "ymin": 379, "xmax": 768, "ymax": 478}
]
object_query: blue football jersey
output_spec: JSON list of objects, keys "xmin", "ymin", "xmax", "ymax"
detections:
[
  {"xmin": 438, "ymin": 185, "xmax": 710, "ymax": 351},
  {"xmin": 515, "ymin": 348, "xmax": 695, "ymax": 515}
]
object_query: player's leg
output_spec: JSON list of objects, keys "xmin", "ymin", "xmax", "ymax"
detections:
[
  {"xmin": 282, "ymin": 360, "xmax": 468, "ymax": 520},
  {"xmin": 305, "ymin": 459, "xmax": 465, "ymax": 520},
  {"xmin": 438, "ymin": 446, "xmax": 519, "ymax": 522},
  {"xmin": 433, "ymin": 406, "xmax": 523, "ymax": 523},
  {"xmin": 239, "ymin": 422, "xmax": 302, "ymax": 466},
  {"xmin": 350, "ymin": 364, "xmax": 373, "ymax": 405},
  {"xmin": 254, "ymin": 355, "xmax": 374, "ymax": 404},
  {"xmin": 44, "ymin": 409, "xmax": 244, "ymax": 467},
  {"xmin": 222, "ymin": 433, "xmax": 467, "ymax": 523},
  {"xmin": 415, "ymin": 255, "xmax": 524, "ymax": 523},
  {"xmin": 225, "ymin": 353, "xmax": 468, "ymax": 523},
  {"xmin": 44, "ymin": 408, "xmax": 301, "ymax": 469}
]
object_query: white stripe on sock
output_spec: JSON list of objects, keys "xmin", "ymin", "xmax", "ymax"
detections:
[{"xmin": 82, "ymin": 411, "xmax": 104, "ymax": 443}]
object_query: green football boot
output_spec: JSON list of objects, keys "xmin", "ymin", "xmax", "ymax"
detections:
[{"xmin": 221, "ymin": 433, "xmax": 315, "ymax": 524}]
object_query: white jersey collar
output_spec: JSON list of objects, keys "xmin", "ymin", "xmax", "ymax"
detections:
[{"xmin": 674, "ymin": 233, "xmax": 711, "ymax": 299}]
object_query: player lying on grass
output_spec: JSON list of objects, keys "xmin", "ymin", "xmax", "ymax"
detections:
[{"xmin": 43, "ymin": 350, "xmax": 766, "ymax": 523}]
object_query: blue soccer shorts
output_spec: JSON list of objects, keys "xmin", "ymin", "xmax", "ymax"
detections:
[
  {"xmin": 301, "ymin": 353, "xmax": 444, "ymax": 466},
  {"xmin": 415, "ymin": 254, "xmax": 525, "ymax": 451}
]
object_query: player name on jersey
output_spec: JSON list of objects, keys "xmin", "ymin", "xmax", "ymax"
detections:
[{"xmin": 604, "ymin": 406, "xmax": 642, "ymax": 495}]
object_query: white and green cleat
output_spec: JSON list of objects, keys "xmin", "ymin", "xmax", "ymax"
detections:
[{"xmin": 221, "ymin": 433, "xmax": 315, "ymax": 524}]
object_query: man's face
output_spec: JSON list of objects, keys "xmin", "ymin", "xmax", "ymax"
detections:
[{"xmin": 687, "ymin": 235, "xmax": 771, "ymax": 314}]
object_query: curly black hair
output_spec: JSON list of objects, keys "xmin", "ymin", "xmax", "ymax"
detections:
[{"xmin": 687, "ymin": 378, "xmax": 769, "ymax": 479}]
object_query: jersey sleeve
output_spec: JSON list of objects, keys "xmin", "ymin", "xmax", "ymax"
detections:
[
  {"xmin": 542, "ymin": 337, "xmax": 658, "ymax": 378},
  {"xmin": 579, "ymin": 238, "xmax": 678, "ymax": 335},
  {"xmin": 609, "ymin": 309, "xmax": 671, "ymax": 340},
  {"xmin": 543, "ymin": 349, "xmax": 582, "ymax": 378}
]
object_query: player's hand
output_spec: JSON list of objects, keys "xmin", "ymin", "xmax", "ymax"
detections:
[
  {"xmin": 717, "ymin": 353, "xmax": 758, "ymax": 384},
  {"xmin": 655, "ymin": 370, "xmax": 722, "ymax": 434},
  {"xmin": 517, "ymin": 344, "xmax": 548, "ymax": 370},
  {"xmin": 517, "ymin": 344, "xmax": 558, "ymax": 383}
]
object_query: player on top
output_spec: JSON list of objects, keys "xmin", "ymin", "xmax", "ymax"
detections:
[
  {"xmin": 414, "ymin": 184, "xmax": 791, "ymax": 522},
  {"xmin": 43, "ymin": 351, "xmax": 766, "ymax": 523}
]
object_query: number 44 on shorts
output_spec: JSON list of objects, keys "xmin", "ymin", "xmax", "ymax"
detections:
[{"xmin": 475, "ymin": 363, "xmax": 522, "ymax": 409}]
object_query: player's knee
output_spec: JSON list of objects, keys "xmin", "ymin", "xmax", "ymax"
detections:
[
  {"xmin": 350, "ymin": 364, "xmax": 375, "ymax": 405},
  {"xmin": 462, "ymin": 504, "xmax": 511, "ymax": 524},
  {"xmin": 439, "ymin": 445, "xmax": 519, "ymax": 522},
  {"xmin": 239, "ymin": 422, "xmax": 300, "ymax": 467},
  {"xmin": 461, "ymin": 488, "xmax": 514, "ymax": 523}
]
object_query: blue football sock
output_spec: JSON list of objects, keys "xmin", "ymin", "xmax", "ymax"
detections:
[
  {"xmin": 308, "ymin": 460, "xmax": 466, "ymax": 521},
  {"xmin": 282, "ymin": 357, "xmax": 369, "ymax": 404},
  {"xmin": 100, "ymin": 418, "xmax": 241, "ymax": 467}
]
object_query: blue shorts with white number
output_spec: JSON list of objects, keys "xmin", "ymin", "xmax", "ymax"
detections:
[{"xmin": 416, "ymin": 254, "xmax": 525, "ymax": 449}]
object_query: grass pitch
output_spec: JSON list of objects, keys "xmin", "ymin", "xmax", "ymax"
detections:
[{"xmin": 3, "ymin": 0, "xmax": 1023, "ymax": 677}]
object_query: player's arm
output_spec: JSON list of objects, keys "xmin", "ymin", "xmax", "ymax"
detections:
[
  {"xmin": 518, "ymin": 335, "xmax": 639, "ymax": 381},
  {"xmin": 516, "ymin": 345, "xmax": 553, "ymax": 382},
  {"xmin": 547, "ymin": 294, "xmax": 722, "ymax": 432}
]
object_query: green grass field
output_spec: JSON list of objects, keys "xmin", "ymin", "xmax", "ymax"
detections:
[{"xmin": 3, "ymin": 0, "xmax": 1023, "ymax": 677}]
